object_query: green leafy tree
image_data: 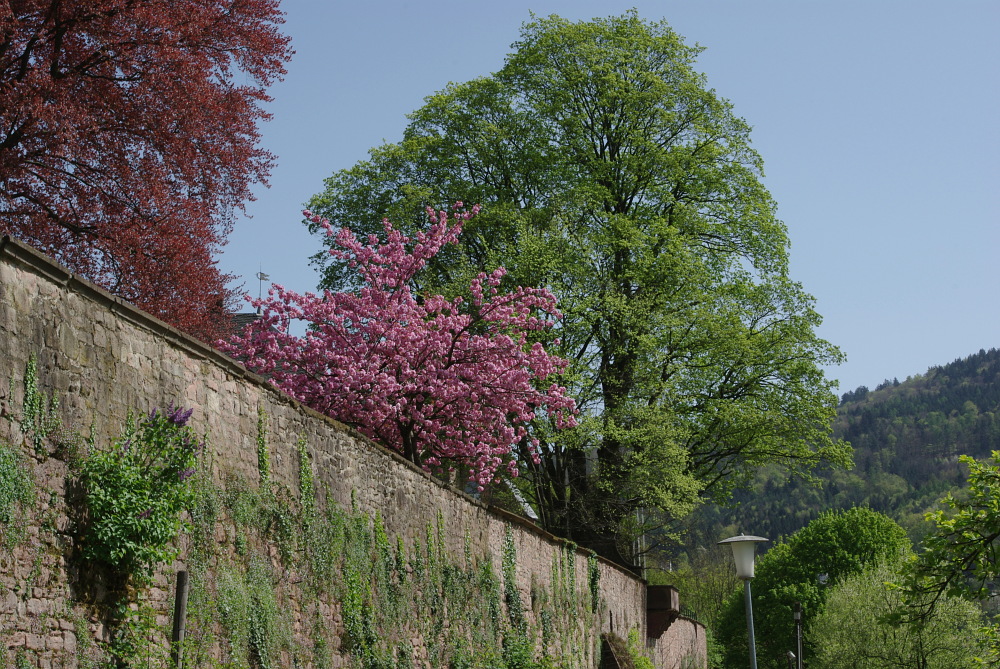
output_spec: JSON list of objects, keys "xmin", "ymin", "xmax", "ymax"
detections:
[
  {"xmin": 717, "ymin": 507, "xmax": 910, "ymax": 669},
  {"xmin": 307, "ymin": 11, "xmax": 848, "ymax": 564},
  {"xmin": 900, "ymin": 450, "xmax": 1000, "ymax": 663},
  {"xmin": 811, "ymin": 559, "xmax": 986, "ymax": 669},
  {"xmin": 906, "ymin": 451, "xmax": 1000, "ymax": 603}
]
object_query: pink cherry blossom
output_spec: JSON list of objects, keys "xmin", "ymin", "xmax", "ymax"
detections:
[{"xmin": 222, "ymin": 204, "xmax": 576, "ymax": 488}]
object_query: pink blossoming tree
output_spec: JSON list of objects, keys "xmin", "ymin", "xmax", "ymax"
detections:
[{"xmin": 223, "ymin": 204, "xmax": 576, "ymax": 488}]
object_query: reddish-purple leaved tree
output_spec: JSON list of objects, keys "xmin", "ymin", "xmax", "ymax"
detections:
[{"xmin": 222, "ymin": 204, "xmax": 576, "ymax": 488}]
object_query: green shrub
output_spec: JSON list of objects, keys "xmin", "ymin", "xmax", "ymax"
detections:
[
  {"xmin": 626, "ymin": 629, "xmax": 655, "ymax": 669},
  {"xmin": 81, "ymin": 405, "xmax": 201, "ymax": 582}
]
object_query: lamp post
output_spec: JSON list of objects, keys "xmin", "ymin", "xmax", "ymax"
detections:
[
  {"xmin": 793, "ymin": 602, "xmax": 803, "ymax": 669},
  {"xmin": 719, "ymin": 533, "xmax": 768, "ymax": 669}
]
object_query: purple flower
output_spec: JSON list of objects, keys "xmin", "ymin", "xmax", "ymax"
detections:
[
  {"xmin": 178, "ymin": 467, "xmax": 196, "ymax": 482},
  {"xmin": 138, "ymin": 509, "xmax": 152, "ymax": 520},
  {"xmin": 165, "ymin": 403, "xmax": 194, "ymax": 427}
]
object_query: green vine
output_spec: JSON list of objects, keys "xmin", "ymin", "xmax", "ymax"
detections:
[
  {"xmin": 297, "ymin": 434, "xmax": 315, "ymax": 522},
  {"xmin": 502, "ymin": 527, "xmax": 526, "ymax": 632},
  {"xmin": 14, "ymin": 649, "xmax": 32, "ymax": 669},
  {"xmin": 216, "ymin": 556, "xmax": 289, "ymax": 669},
  {"xmin": 20, "ymin": 353, "xmax": 61, "ymax": 453},
  {"xmin": 3, "ymin": 380, "xmax": 608, "ymax": 669},
  {"xmin": 0, "ymin": 439, "xmax": 34, "ymax": 547},
  {"xmin": 256, "ymin": 405, "xmax": 271, "ymax": 494},
  {"xmin": 588, "ymin": 553, "xmax": 601, "ymax": 613}
]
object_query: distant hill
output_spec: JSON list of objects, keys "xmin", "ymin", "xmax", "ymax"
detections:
[{"xmin": 679, "ymin": 347, "xmax": 1000, "ymax": 549}]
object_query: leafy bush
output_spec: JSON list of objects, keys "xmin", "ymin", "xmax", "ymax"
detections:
[
  {"xmin": 81, "ymin": 405, "xmax": 201, "ymax": 582},
  {"xmin": 626, "ymin": 629, "xmax": 655, "ymax": 669}
]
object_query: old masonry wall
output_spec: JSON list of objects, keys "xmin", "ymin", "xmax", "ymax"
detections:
[{"xmin": 0, "ymin": 237, "xmax": 706, "ymax": 668}]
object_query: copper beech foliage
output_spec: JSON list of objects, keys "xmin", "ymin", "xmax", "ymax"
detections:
[
  {"xmin": 222, "ymin": 205, "xmax": 577, "ymax": 488},
  {"xmin": 0, "ymin": 0, "xmax": 291, "ymax": 340}
]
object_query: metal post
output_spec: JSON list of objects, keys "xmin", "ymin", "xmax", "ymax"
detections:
[
  {"xmin": 794, "ymin": 602, "xmax": 803, "ymax": 669},
  {"xmin": 745, "ymin": 579, "xmax": 758, "ymax": 669},
  {"xmin": 170, "ymin": 570, "xmax": 189, "ymax": 669}
]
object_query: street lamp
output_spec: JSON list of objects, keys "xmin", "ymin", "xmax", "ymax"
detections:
[
  {"xmin": 719, "ymin": 533, "xmax": 768, "ymax": 669},
  {"xmin": 793, "ymin": 602, "xmax": 803, "ymax": 669}
]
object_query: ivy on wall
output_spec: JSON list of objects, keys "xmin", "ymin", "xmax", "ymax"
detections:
[
  {"xmin": 0, "ymin": 438, "xmax": 34, "ymax": 548},
  {"xmin": 18, "ymin": 354, "xmax": 62, "ymax": 455},
  {"xmin": 2, "ymin": 360, "xmax": 651, "ymax": 669},
  {"xmin": 174, "ymin": 408, "xmax": 608, "ymax": 668}
]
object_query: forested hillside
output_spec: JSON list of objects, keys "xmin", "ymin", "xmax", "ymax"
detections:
[{"xmin": 681, "ymin": 347, "xmax": 1000, "ymax": 548}]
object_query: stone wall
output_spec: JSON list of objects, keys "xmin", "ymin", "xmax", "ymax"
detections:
[
  {"xmin": 0, "ymin": 236, "xmax": 706, "ymax": 668},
  {"xmin": 649, "ymin": 617, "xmax": 706, "ymax": 669}
]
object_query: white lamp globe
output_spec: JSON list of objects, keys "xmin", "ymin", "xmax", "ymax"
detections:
[{"xmin": 718, "ymin": 534, "xmax": 768, "ymax": 579}]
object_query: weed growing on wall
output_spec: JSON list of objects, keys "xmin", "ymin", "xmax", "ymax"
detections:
[
  {"xmin": 215, "ymin": 555, "xmax": 289, "ymax": 669},
  {"xmin": 14, "ymin": 648, "xmax": 31, "ymax": 669},
  {"xmin": 298, "ymin": 435, "xmax": 316, "ymax": 521},
  {"xmin": 588, "ymin": 554, "xmax": 601, "ymax": 613},
  {"xmin": 19, "ymin": 354, "xmax": 62, "ymax": 454},
  {"xmin": 256, "ymin": 405, "xmax": 271, "ymax": 495},
  {"xmin": 626, "ymin": 629, "xmax": 656, "ymax": 669},
  {"xmin": 0, "ymin": 439, "xmax": 34, "ymax": 547},
  {"xmin": 107, "ymin": 595, "xmax": 169, "ymax": 668}
]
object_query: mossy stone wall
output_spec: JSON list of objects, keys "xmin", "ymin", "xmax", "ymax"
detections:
[{"xmin": 0, "ymin": 237, "xmax": 705, "ymax": 668}]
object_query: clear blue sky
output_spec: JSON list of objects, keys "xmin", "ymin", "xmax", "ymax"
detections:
[{"xmin": 217, "ymin": 0, "xmax": 1000, "ymax": 397}]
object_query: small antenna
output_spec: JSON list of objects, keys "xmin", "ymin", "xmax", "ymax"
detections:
[{"xmin": 255, "ymin": 270, "xmax": 270, "ymax": 314}]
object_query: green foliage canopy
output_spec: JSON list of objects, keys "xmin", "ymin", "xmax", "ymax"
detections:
[
  {"xmin": 907, "ymin": 450, "xmax": 1000, "ymax": 604},
  {"xmin": 811, "ymin": 559, "xmax": 986, "ymax": 669},
  {"xmin": 685, "ymin": 348, "xmax": 1000, "ymax": 553},
  {"xmin": 718, "ymin": 507, "xmax": 910, "ymax": 669},
  {"xmin": 306, "ymin": 11, "xmax": 848, "ymax": 563},
  {"xmin": 900, "ymin": 450, "xmax": 1000, "ymax": 661}
]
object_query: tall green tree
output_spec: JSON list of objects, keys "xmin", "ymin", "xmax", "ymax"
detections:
[{"xmin": 306, "ymin": 11, "xmax": 849, "ymax": 564}]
